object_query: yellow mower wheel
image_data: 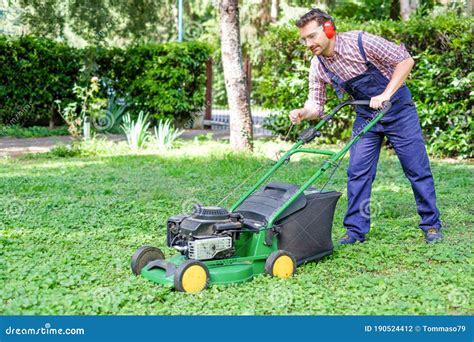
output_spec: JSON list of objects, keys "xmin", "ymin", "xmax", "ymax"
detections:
[
  {"xmin": 174, "ymin": 260, "xmax": 210, "ymax": 293},
  {"xmin": 265, "ymin": 250, "xmax": 296, "ymax": 279}
]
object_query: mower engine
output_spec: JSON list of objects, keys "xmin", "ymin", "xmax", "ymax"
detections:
[{"xmin": 166, "ymin": 204, "xmax": 243, "ymax": 261}]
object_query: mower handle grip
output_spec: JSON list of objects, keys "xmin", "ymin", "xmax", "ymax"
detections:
[
  {"xmin": 297, "ymin": 100, "xmax": 391, "ymax": 144},
  {"xmin": 324, "ymin": 99, "xmax": 392, "ymax": 118}
]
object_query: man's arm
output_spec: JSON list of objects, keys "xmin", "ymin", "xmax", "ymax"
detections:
[
  {"xmin": 289, "ymin": 61, "xmax": 327, "ymax": 124},
  {"xmin": 289, "ymin": 99, "xmax": 323, "ymax": 124},
  {"xmin": 370, "ymin": 57, "xmax": 414, "ymax": 108},
  {"xmin": 363, "ymin": 32, "xmax": 414, "ymax": 109}
]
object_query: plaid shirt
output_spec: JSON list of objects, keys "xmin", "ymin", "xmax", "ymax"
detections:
[{"xmin": 305, "ymin": 31, "xmax": 411, "ymax": 116}]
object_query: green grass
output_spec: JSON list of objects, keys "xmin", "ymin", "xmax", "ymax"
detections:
[
  {"xmin": 0, "ymin": 125, "xmax": 69, "ymax": 138},
  {"xmin": 0, "ymin": 140, "xmax": 472, "ymax": 315}
]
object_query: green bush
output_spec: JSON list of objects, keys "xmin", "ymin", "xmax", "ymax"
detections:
[
  {"xmin": 255, "ymin": 12, "xmax": 473, "ymax": 158},
  {"xmin": 0, "ymin": 36, "xmax": 211, "ymax": 127},
  {"xmin": 128, "ymin": 42, "xmax": 210, "ymax": 124},
  {"xmin": 93, "ymin": 42, "xmax": 210, "ymax": 123},
  {"xmin": 0, "ymin": 35, "xmax": 82, "ymax": 126}
]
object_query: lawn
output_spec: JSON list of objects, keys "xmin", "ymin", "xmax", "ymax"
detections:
[
  {"xmin": 0, "ymin": 139, "xmax": 472, "ymax": 315},
  {"xmin": 0, "ymin": 125, "xmax": 69, "ymax": 138}
]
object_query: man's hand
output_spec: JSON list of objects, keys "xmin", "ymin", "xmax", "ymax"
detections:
[
  {"xmin": 370, "ymin": 57, "xmax": 415, "ymax": 110},
  {"xmin": 370, "ymin": 93, "xmax": 391, "ymax": 109},
  {"xmin": 289, "ymin": 108, "xmax": 305, "ymax": 124}
]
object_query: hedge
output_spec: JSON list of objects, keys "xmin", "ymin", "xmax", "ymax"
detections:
[
  {"xmin": 0, "ymin": 36, "xmax": 211, "ymax": 126},
  {"xmin": 0, "ymin": 36, "xmax": 82, "ymax": 126},
  {"xmin": 255, "ymin": 12, "xmax": 473, "ymax": 158}
]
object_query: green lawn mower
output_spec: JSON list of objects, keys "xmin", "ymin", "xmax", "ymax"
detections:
[{"xmin": 131, "ymin": 99, "xmax": 392, "ymax": 293}]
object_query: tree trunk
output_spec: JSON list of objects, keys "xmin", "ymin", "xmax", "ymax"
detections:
[
  {"xmin": 271, "ymin": 0, "xmax": 279, "ymax": 22},
  {"xmin": 219, "ymin": 0, "xmax": 253, "ymax": 151},
  {"xmin": 400, "ymin": 0, "xmax": 417, "ymax": 20},
  {"xmin": 409, "ymin": 0, "xmax": 418, "ymax": 15}
]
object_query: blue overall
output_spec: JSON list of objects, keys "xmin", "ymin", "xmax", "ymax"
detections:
[{"xmin": 317, "ymin": 31, "xmax": 441, "ymax": 240}]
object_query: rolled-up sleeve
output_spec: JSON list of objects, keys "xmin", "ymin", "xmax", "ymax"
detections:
[
  {"xmin": 362, "ymin": 32, "xmax": 411, "ymax": 67},
  {"xmin": 304, "ymin": 59, "xmax": 327, "ymax": 117}
]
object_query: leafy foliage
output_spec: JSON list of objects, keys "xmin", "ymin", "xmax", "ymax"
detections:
[
  {"xmin": 48, "ymin": 138, "xmax": 126, "ymax": 158},
  {"xmin": 255, "ymin": 13, "xmax": 473, "ymax": 158},
  {"xmin": 0, "ymin": 35, "xmax": 82, "ymax": 127},
  {"xmin": 0, "ymin": 140, "xmax": 472, "ymax": 314},
  {"xmin": 0, "ymin": 36, "xmax": 211, "ymax": 127},
  {"xmin": 121, "ymin": 112, "xmax": 150, "ymax": 150},
  {"xmin": 154, "ymin": 120, "xmax": 183, "ymax": 151},
  {"xmin": 0, "ymin": 125, "xmax": 68, "ymax": 138},
  {"xmin": 120, "ymin": 42, "xmax": 210, "ymax": 123},
  {"xmin": 54, "ymin": 77, "xmax": 107, "ymax": 139},
  {"xmin": 17, "ymin": 0, "xmax": 184, "ymax": 45}
]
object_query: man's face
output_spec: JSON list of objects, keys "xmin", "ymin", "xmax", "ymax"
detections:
[{"xmin": 298, "ymin": 20, "xmax": 329, "ymax": 56}]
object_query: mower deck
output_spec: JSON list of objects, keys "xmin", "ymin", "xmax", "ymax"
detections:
[
  {"xmin": 141, "ymin": 254, "xmax": 267, "ymax": 287},
  {"xmin": 140, "ymin": 230, "xmax": 276, "ymax": 287}
]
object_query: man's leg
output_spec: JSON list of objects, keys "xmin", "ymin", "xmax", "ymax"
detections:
[
  {"xmin": 383, "ymin": 104, "xmax": 441, "ymax": 231},
  {"xmin": 343, "ymin": 115, "xmax": 384, "ymax": 241}
]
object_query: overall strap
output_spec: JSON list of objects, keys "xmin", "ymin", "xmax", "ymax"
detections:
[
  {"xmin": 317, "ymin": 56, "xmax": 344, "ymax": 99},
  {"xmin": 357, "ymin": 31, "xmax": 368, "ymax": 63}
]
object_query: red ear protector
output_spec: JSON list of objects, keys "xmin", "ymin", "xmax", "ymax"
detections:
[{"xmin": 323, "ymin": 19, "xmax": 336, "ymax": 39}]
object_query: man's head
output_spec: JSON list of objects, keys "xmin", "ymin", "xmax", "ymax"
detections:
[{"xmin": 296, "ymin": 8, "xmax": 336, "ymax": 56}]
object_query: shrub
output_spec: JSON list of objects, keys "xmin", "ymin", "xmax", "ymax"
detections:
[
  {"xmin": 54, "ymin": 77, "xmax": 107, "ymax": 139},
  {"xmin": 91, "ymin": 42, "xmax": 211, "ymax": 124},
  {"xmin": 0, "ymin": 36, "xmax": 211, "ymax": 128},
  {"xmin": 48, "ymin": 138, "xmax": 122, "ymax": 158},
  {"xmin": 0, "ymin": 35, "xmax": 82, "ymax": 126},
  {"xmin": 154, "ymin": 119, "xmax": 183, "ymax": 150},
  {"xmin": 121, "ymin": 111, "xmax": 150, "ymax": 150}
]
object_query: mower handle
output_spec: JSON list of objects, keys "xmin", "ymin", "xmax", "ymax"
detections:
[
  {"xmin": 297, "ymin": 100, "xmax": 392, "ymax": 143},
  {"xmin": 324, "ymin": 99, "xmax": 392, "ymax": 120},
  {"xmin": 230, "ymin": 99, "xmax": 392, "ymax": 214}
]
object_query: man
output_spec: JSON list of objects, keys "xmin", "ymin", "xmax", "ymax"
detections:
[{"xmin": 289, "ymin": 8, "xmax": 442, "ymax": 244}]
